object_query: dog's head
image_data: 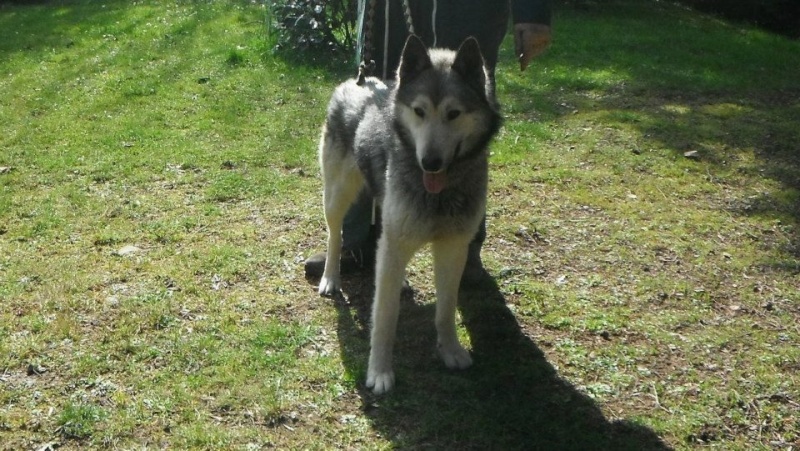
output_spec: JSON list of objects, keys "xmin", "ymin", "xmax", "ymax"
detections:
[{"xmin": 394, "ymin": 35, "xmax": 501, "ymax": 194}]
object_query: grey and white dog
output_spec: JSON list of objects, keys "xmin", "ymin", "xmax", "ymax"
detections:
[{"xmin": 317, "ymin": 35, "xmax": 501, "ymax": 394}]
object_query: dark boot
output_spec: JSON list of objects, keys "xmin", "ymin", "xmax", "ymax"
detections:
[{"xmin": 304, "ymin": 244, "xmax": 375, "ymax": 279}]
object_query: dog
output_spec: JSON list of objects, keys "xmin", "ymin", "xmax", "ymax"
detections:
[{"xmin": 316, "ymin": 35, "xmax": 501, "ymax": 394}]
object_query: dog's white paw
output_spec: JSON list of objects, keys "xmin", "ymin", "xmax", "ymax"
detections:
[
  {"xmin": 366, "ymin": 368, "xmax": 395, "ymax": 395},
  {"xmin": 438, "ymin": 342, "xmax": 473, "ymax": 370},
  {"xmin": 318, "ymin": 275, "xmax": 340, "ymax": 296}
]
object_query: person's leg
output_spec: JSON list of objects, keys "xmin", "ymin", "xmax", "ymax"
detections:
[
  {"xmin": 432, "ymin": 1, "xmax": 508, "ymax": 282},
  {"xmin": 432, "ymin": 0, "xmax": 508, "ymax": 104}
]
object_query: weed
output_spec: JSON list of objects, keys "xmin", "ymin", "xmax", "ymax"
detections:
[{"xmin": 57, "ymin": 403, "xmax": 105, "ymax": 440}]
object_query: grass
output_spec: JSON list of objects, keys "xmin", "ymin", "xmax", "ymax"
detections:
[{"xmin": 1, "ymin": 0, "xmax": 798, "ymax": 449}]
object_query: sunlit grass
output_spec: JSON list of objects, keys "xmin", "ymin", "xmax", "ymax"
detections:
[{"xmin": 1, "ymin": 0, "xmax": 798, "ymax": 449}]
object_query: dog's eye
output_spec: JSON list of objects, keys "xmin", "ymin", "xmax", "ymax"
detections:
[
  {"xmin": 447, "ymin": 110, "xmax": 461, "ymax": 121},
  {"xmin": 413, "ymin": 107, "xmax": 425, "ymax": 118}
]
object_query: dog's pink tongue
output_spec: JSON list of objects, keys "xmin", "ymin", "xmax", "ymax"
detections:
[{"xmin": 423, "ymin": 171, "xmax": 447, "ymax": 194}]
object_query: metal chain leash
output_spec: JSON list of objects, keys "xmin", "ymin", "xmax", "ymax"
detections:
[
  {"xmin": 356, "ymin": 0, "xmax": 378, "ymax": 84},
  {"xmin": 357, "ymin": 0, "xmax": 417, "ymax": 84}
]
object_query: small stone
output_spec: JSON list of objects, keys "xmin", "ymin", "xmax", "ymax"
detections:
[
  {"xmin": 27, "ymin": 363, "xmax": 47, "ymax": 376},
  {"xmin": 115, "ymin": 245, "xmax": 141, "ymax": 256}
]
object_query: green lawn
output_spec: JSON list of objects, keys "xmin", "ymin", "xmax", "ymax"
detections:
[{"xmin": 1, "ymin": 1, "xmax": 798, "ymax": 449}]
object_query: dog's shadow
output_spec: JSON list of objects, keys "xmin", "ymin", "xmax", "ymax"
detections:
[{"xmin": 323, "ymin": 273, "xmax": 671, "ymax": 450}]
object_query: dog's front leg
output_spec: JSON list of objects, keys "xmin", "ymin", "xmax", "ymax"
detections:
[
  {"xmin": 432, "ymin": 236, "xmax": 473, "ymax": 370},
  {"xmin": 367, "ymin": 232, "xmax": 415, "ymax": 394}
]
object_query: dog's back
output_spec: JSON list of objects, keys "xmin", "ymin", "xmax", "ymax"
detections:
[{"xmin": 321, "ymin": 77, "xmax": 395, "ymax": 200}]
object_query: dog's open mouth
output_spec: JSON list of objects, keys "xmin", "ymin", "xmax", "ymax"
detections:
[{"xmin": 423, "ymin": 171, "xmax": 447, "ymax": 194}]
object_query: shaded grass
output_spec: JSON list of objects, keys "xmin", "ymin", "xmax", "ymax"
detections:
[{"xmin": 1, "ymin": 0, "xmax": 799, "ymax": 450}]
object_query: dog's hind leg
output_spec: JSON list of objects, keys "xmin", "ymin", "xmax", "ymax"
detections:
[
  {"xmin": 318, "ymin": 131, "xmax": 364, "ymax": 296},
  {"xmin": 432, "ymin": 236, "xmax": 473, "ymax": 370}
]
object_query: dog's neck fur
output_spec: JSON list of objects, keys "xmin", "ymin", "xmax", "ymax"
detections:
[{"xmin": 389, "ymin": 141, "xmax": 488, "ymax": 223}]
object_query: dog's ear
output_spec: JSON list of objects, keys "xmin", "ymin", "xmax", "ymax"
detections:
[
  {"xmin": 398, "ymin": 35, "xmax": 432, "ymax": 84},
  {"xmin": 452, "ymin": 37, "xmax": 487, "ymax": 98}
]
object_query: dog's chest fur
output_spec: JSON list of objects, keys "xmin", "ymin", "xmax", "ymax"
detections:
[{"xmin": 388, "ymin": 149, "xmax": 487, "ymax": 232}]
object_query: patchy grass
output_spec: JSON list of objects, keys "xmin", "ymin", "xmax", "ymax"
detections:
[{"xmin": 1, "ymin": 0, "xmax": 798, "ymax": 450}]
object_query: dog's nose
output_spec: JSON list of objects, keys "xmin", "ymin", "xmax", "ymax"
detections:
[{"xmin": 421, "ymin": 156, "xmax": 443, "ymax": 173}]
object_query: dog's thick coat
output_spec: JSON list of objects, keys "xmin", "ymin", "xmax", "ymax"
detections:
[{"xmin": 317, "ymin": 35, "xmax": 501, "ymax": 394}]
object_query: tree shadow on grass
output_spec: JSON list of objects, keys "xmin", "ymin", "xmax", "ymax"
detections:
[
  {"xmin": 623, "ymin": 90, "xmax": 800, "ymax": 268},
  {"xmin": 501, "ymin": 1, "xmax": 800, "ymax": 271},
  {"xmin": 0, "ymin": 0, "xmax": 145, "ymax": 56},
  {"xmin": 329, "ymin": 274, "xmax": 671, "ymax": 450}
]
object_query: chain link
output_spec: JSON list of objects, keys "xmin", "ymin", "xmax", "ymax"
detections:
[{"xmin": 357, "ymin": 0, "xmax": 416, "ymax": 84}]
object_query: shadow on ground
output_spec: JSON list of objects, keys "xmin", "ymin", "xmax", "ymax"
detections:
[{"xmin": 327, "ymin": 274, "xmax": 670, "ymax": 450}]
